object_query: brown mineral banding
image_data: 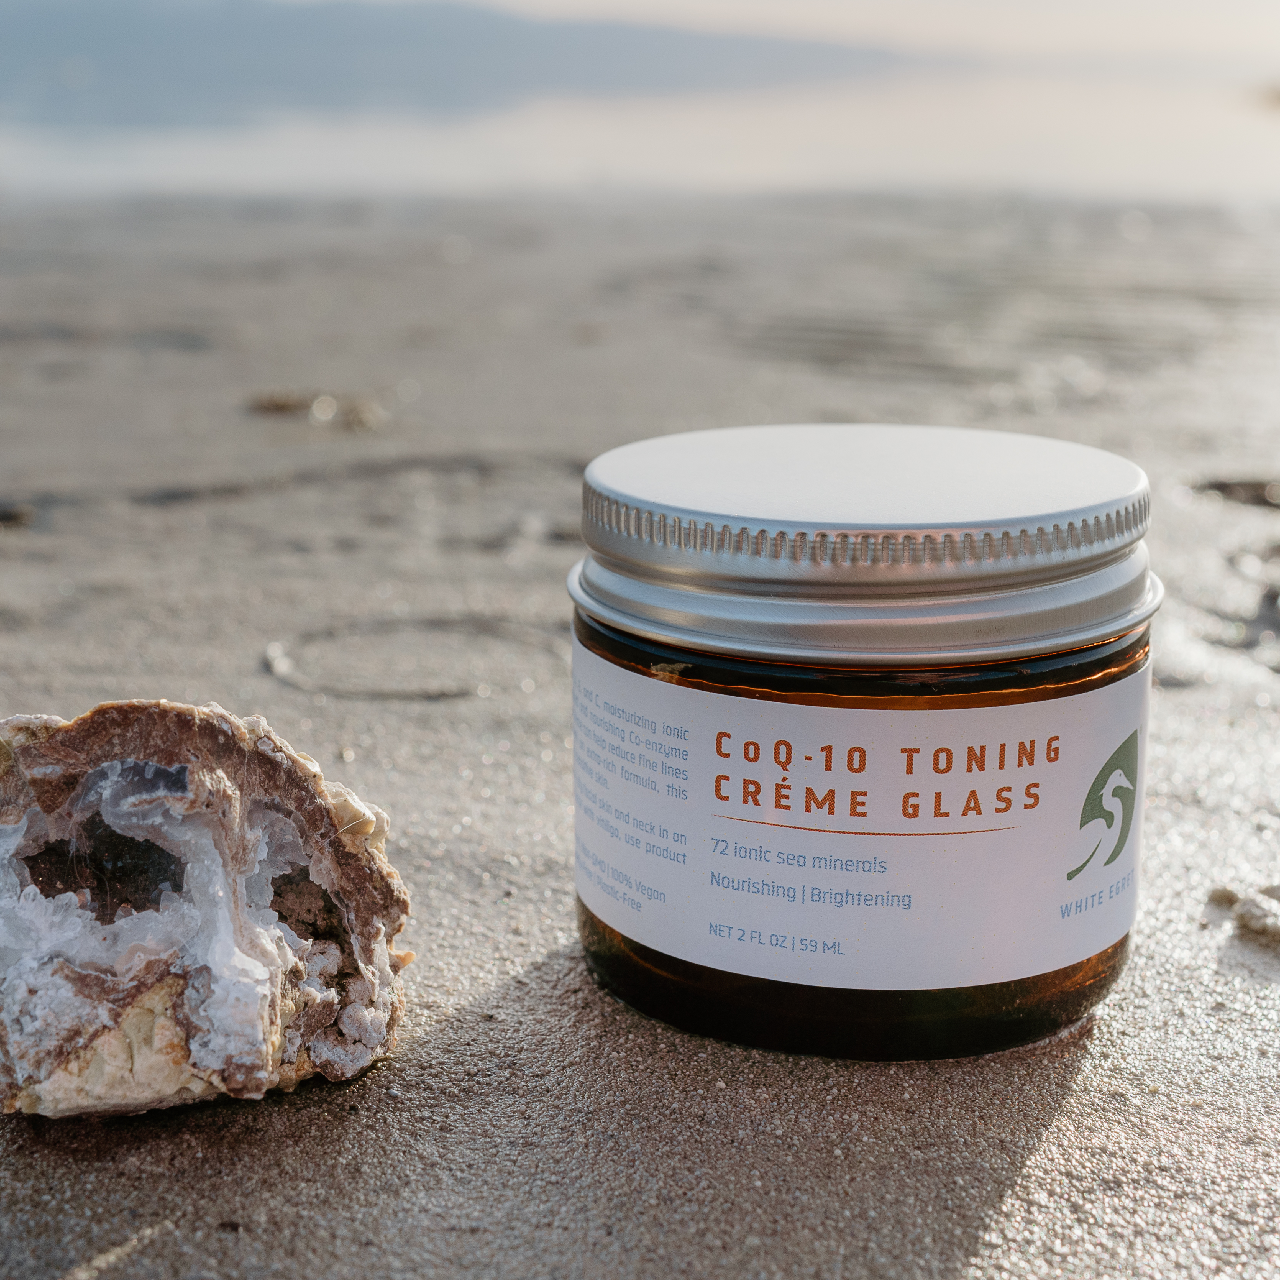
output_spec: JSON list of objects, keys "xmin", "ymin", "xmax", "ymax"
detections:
[{"xmin": 0, "ymin": 700, "xmax": 412, "ymax": 1116}]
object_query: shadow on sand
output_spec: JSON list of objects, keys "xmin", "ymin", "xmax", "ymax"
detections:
[{"xmin": 3, "ymin": 946, "xmax": 1091, "ymax": 1280}]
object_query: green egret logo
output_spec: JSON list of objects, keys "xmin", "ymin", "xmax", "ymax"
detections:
[{"xmin": 1066, "ymin": 730, "xmax": 1138, "ymax": 882}]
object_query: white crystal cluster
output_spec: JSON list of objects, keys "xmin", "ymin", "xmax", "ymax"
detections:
[{"xmin": 0, "ymin": 703, "xmax": 411, "ymax": 1117}]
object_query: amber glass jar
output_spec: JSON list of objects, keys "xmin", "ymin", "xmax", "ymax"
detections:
[{"xmin": 568, "ymin": 426, "xmax": 1161, "ymax": 1060}]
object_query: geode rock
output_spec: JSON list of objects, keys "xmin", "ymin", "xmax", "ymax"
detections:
[{"xmin": 0, "ymin": 701, "xmax": 412, "ymax": 1117}]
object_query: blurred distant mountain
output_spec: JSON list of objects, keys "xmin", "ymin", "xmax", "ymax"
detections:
[{"xmin": 0, "ymin": 0, "xmax": 900, "ymax": 130}]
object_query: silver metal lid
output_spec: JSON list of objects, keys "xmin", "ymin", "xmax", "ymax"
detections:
[{"xmin": 568, "ymin": 424, "xmax": 1162, "ymax": 665}]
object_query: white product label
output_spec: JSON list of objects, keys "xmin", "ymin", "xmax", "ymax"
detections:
[{"xmin": 572, "ymin": 638, "xmax": 1148, "ymax": 990}]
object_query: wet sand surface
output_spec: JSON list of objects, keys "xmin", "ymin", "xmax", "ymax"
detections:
[{"xmin": 0, "ymin": 193, "xmax": 1277, "ymax": 1278}]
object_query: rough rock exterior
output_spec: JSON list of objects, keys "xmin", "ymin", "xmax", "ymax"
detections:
[{"xmin": 0, "ymin": 701, "xmax": 411, "ymax": 1117}]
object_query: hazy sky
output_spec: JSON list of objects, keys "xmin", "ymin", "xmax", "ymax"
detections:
[
  {"xmin": 6, "ymin": 0, "xmax": 1279, "ymax": 198},
  {"xmin": 420, "ymin": 0, "xmax": 1280, "ymax": 67}
]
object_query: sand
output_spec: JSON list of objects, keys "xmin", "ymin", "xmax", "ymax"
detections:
[{"xmin": 0, "ymin": 192, "xmax": 1277, "ymax": 1278}]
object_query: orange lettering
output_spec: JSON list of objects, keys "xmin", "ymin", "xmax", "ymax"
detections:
[{"xmin": 805, "ymin": 787, "xmax": 835, "ymax": 815}]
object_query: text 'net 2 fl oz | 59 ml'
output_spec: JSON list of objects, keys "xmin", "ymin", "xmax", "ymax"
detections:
[{"xmin": 566, "ymin": 424, "xmax": 1161, "ymax": 1059}]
